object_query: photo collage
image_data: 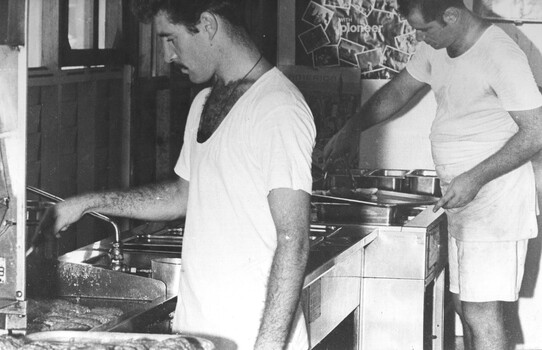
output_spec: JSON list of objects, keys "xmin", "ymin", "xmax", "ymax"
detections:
[{"xmin": 296, "ymin": 0, "xmax": 419, "ymax": 78}]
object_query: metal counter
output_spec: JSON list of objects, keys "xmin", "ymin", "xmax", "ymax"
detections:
[{"xmin": 23, "ymin": 222, "xmax": 377, "ymax": 350}]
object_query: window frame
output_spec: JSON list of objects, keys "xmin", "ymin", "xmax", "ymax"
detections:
[{"xmin": 58, "ymin": 0, "xmax": 126, "ymax": 67}]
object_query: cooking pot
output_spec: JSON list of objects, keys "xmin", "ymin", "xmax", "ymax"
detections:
[{"xmin": 151, "ymin": 258, "xmax": 182, "ymax": 298}]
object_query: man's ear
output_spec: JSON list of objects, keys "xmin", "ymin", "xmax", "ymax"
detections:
[
  {"xmin": 199, "ymin": 11, "xmax": 219, "ymax": 41},
  {"xmin": 442, "ymin": 7, "xmax": 459, "ymax": 25}
]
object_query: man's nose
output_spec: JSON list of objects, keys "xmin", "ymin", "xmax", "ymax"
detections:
[{"xmin": 164, "ymin": 41, "xmax": 178, "ymax": 63}]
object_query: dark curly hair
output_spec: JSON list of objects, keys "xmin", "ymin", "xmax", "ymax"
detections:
[
  {"xmin": 131, "ymin": 0, "xmax": 247, "ymax": 34},
  {"xmin": 397, "ymin": 0, "xmax": 466, "ymax": 23}
]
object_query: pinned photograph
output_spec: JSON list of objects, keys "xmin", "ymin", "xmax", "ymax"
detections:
[
  {"xmin": 313, "ymin": 45, "xmax": 340, "ymax": 67},
  {"xmin": 356, "ymin": 48, "xmax": 384, "ymax": 73},
  {"xmin": 361, "ymin": 67, "xmax": 386, "ymax": 79},
  {"xmin": 299, "ymin": 25, "xmax": 332, "ymax": 54},
  {"xmin": 338, "ymin": 38, "xmax": 366, "ymax": 66},
  {"xmin": 373, "ymin": 0, "xmax": 399, "ymax": 12},
  {"xmin": 351, "ymin": 0, "xmax": 376, "ymax": 16},
  {"xmin": 394, "ymin": 32, "xmax": 418, "ymax": 54},
  {"xmin": 302, "ymin": 1, "xmax": 335, "ymax": 30},
  {"xmin": 324, "ymin": 0, "xmax": 352, "ymax": 10},
  {"xmin": 382, "ymin": 45, "xmax": 411, "ymax": 71}
]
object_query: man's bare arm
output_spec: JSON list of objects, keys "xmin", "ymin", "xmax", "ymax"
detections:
[
  {"xmin": 434, "ymin": 106, "xmax": 542, "ymax": 211},
  {"xmin": 36, "ymin": 177, "xmax": 189, "ymax": 237},
  {"xmin": 254, "ymin": 188, "xmax": 310, "ymax": 349},
  {"xmin": 324, "ymin": 69, "xmax": 428, "ymax": 165}
]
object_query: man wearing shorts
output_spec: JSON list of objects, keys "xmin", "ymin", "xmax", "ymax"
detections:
[{"xmin": 324, "ymin": 0, "xmax": 542, "ymax": 349}]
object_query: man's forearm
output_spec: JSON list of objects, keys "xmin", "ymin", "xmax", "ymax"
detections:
[
  {"xmin": 82, "ymin": 178, "xmax": 189, "ymax": 221},
  {"xmin": 467, "ymin": 107, "xmax": 542, "ymax": 187},
  {"xmin": 254, "ymin": 237, "xmax": 309, "ymax": 349},
  {"xmin": 467, "ymin": 127, "xmax": 542, "ymax": 186}
]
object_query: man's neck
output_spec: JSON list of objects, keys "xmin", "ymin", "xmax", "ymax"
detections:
[{"xmin": 447, "ymin": 12, "xmax": 490, "ymax": 58}]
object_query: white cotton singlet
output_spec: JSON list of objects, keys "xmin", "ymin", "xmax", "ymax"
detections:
[
  {"xmin": 406, "ymin": 25, "xmax": 542, "ymax": 242},
  {"xmin": 173, "ymin": 67, "xmax": 315, "ymax": 350}
]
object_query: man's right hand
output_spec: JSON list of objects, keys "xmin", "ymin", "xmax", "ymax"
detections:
[
  {"xmin": 323, "ymin": 121, "xmax": 360, "ymax": 170},
  {"xmin": 31, "ymin": 198, "xmax": 86, "ymax": 249}
]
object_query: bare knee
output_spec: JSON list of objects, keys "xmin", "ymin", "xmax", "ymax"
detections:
[{"xmin": 462, "ymin": 301, "xmax": 505, "ymax": 338}]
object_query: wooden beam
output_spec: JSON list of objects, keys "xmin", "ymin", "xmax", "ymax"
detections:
[{"xmin": 41, "ymin": 0, "xmax": 60, "ymax": 69}]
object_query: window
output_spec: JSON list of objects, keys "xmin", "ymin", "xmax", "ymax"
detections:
[{"xmin": 60, "ymin": 0, "xmax": 125, "ymax": 67}]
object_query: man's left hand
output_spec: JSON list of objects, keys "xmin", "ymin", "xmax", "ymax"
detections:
[{"xmin": 433, "ymin": 172, "xmax": 482, "ymax": 212}]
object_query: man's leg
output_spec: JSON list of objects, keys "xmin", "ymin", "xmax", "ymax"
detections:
[
  {"xmin": 452, "ymin": 293, "xmax": 474, "ymax": 350},
  {"xmin": 462, "ymin": 300, "xmax": 506, "ymax": 350}
]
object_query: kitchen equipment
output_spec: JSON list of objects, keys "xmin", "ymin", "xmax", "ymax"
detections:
[
  {"xmin": 406, "ymin": 169, "xmax": 442, "ymax": 196},
  {"xmin": 311, "ymin": 189, "xmax": 438, "ymax": 225},
  {"xmin": 151, "ymin": 258, "xmax": 182, "ymax": 298},
  {"xmin": 123, "ymin": 227, "xmax": 183, "ymax": 253},
  {"xmin": 360, "ymin": 210, "xmax": 448, "ymax": 350},
  {"xmin": 323, "ymin": 169, "xmax": 373, "ymax": 189},
  {"xmin": 363, "ymin": 169, "xmax": 410, "ymax": 192}
]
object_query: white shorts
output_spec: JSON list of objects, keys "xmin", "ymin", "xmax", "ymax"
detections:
[{"xmin": 448, "ymin": 236, "xmax": 528, "ymax": 302}]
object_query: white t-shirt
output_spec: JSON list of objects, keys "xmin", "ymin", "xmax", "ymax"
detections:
[
  {"xmin": 173, "ymin": 68, "xmax": 316, "ymax": 350},
  {"xmin": 406, "ymin": 25, "xmax": 542, "ymax": 242}
]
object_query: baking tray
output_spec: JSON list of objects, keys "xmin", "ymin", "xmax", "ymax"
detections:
[{"xmin": 25, "ymin": 331, "xmax": 220, "ymax": 349}]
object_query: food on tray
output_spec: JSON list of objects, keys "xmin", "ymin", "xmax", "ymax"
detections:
[
  {"xmin": 0, "ymin": 335, "xmax": 25, "ymax": 349},
  {"xmin": 149, "ymin": 336, "xmax": 204, "ymax": 350},
  {"xmin": 20, "ymin": 342, "xmax": 109, "ymax": 349},
  {"xmin": 20, "ymin": 335, "xmax": 211, "ymax": 350},
  {"xmin": 27, "ymin": 298, "xmax": 125, "ymax": 333}
]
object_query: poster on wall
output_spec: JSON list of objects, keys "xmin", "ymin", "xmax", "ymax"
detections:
[
  {"xmin": 295, "ymin": 0, "xmax": 419, "ymax": 79},
  {"xmin": 473, "ymin": 0, "xmax": 542, "ymax": 22}
]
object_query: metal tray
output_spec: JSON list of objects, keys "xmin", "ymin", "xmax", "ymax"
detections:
[
  {"xmin": 406, "ymin": 169, "xmax": 442, "ymax": 197},
  {"xmin": 25, "ymin": 331, "xmax": 217, "ymax": 349},
  {"xmin": 312, "ymin": 202, "xmax": 400, "ymax": 225},
  {"xmin": 322, "ymin": 169, "xmax": 373, "ymax": 189},
  {"xmin": 363, "ymin": 169, "xmax": 410, "ymax": 192}
]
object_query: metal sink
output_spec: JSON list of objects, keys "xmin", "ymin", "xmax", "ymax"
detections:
[{"xmin": 82, "ymin": 250, "xmax": 180, "ymax": 272}]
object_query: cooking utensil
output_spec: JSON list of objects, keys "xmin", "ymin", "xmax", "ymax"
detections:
[{"xmin": 151, "ymin": 258, "xmax": 182, "ymax": 298}]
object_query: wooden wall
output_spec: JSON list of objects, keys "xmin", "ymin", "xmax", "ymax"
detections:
[{"xmin": 27, "ymin": 68, "xmax": 124, "ymax": 252}]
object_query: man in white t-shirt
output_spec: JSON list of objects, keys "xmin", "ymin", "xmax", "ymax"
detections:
[
  {"xmin": 325, "ymin": 0, "xmax": 542, "ymax": 349},
  {"xmin": 34, "ymin": 1, "xmax": 315, "ymax": 349}
]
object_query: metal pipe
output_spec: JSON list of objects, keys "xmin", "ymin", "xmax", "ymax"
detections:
[{"xmin": 26, "ymin": 186, "xmax": 120, "ymax": 243}]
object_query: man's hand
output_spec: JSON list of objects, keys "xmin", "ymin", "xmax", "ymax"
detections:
[
  {"xmin": 31, "ymin": 198, "xmax": 86, "ymax": 249},
  {"xmin": 323, "ymin": 121, "xmax": 360, "ymax": 170},
  {"xmin": 433, "ymin": 172, "xmax": 483, "ymax": 212}
]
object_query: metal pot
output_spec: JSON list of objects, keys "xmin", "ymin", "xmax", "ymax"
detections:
[{"xmin": 151, "ymin": 258, "xmax": 182, "ymax": 298}]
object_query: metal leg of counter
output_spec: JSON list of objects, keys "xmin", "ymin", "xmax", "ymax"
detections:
[{"xmin": 432, "ymin": 268, "xmax": 446, "ymax": 350}]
